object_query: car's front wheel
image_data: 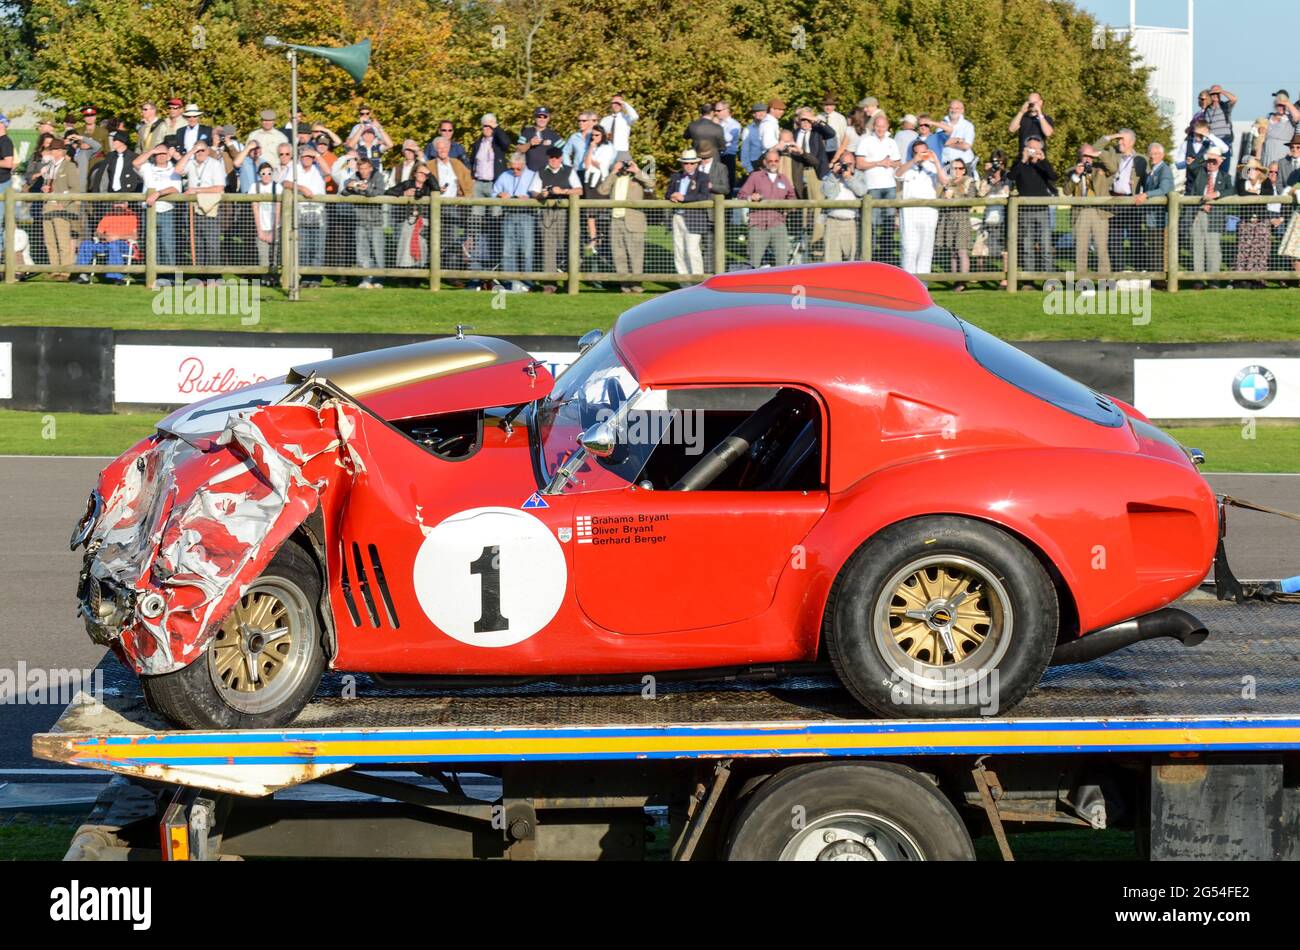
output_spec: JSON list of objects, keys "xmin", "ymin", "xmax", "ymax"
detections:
[
  {"xmin": 142, "ymin": 541, "xmax": 326, "ymax": 729},
  {"xmin": 826, "ymin": 516, "xmax": 1058, "ymax": 718}
]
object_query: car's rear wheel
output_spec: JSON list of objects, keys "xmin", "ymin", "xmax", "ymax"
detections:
[
  {"xmin": 142, "ymin": 541, "xmax": 326, "ymax": 729},
  {"xmin": 723, "ymin": 762, "xmax": 974, "ymax": 860},
  {"xmin": 826, "ymin": 516, "xmax": 1058, "ymax": 718}
]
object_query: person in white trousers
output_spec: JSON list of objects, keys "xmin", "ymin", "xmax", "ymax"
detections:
[{"xmin": 895, "ymin": 140, "xmax": 947, "ymax": 275}]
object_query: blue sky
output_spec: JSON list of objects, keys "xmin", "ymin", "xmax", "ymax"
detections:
[{"xmin": 1076, "ymin": 1, "xmax": 1288, "ymax": 118}]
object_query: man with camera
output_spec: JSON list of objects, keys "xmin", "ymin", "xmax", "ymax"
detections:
[
  {"xmin": 596, "ymin": 155, "xmax": 655, "ymax": 292},
  {"xmin": 334, "ymin": 151, "xmax": 386, "ymax": 286},
  {"xmin": 894, "ymin": 139, "xmax": 947, "ymax": 275},
  {"xmin": 346, "ymin": 107, "xmax": 394, "ymax": 152},
  {"xmin": 820, "ymin": 155, "xmax": 869, "ymax": 262},
  {"xmin": 1063, "ymin": 142, "xmax": 1114, "ymax": 277},
  {"xmin": 1007, "ymin": 136, "xmax": 1057, "ymax": 283},
  {"xmin": 1200, "ymin": 85, "xmax": 1237, "ymax": 173},
  {"xmin": 1009, "ymin": 93, "xmax": 1054, "ymax": 148}
]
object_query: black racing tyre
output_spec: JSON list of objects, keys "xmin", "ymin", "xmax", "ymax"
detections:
[
  {"xmin": 142, "ymin": 541, "xmax": 326, "ymax": 729},
  {"xmin": 723, "ymin": 762, "xmax": 974, "ymax": 861},
  {"xmin": 825, "ymin": 515, "xmax": 1058, "ymax": 718}
]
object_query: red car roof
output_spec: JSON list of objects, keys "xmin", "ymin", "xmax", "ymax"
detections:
[{"xmin": 613, "ymin": 262, "xmax": 967, "ymax": 388}]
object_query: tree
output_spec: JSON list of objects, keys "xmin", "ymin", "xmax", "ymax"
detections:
[
  {"xmin": 246, "ymin": 0, "xmax": 455, "ymax": 145},
  {"xmin": 26, "ymin": 0, "xmax": 281, "ymax": 125},
  {"xmin": 17, "ymin": 0, "xmax": 1169, "ymax": 174}
]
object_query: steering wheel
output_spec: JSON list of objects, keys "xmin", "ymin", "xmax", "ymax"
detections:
[{"xmin": 579, "ymin": 376, "xmax": 628, "ymax": 430}]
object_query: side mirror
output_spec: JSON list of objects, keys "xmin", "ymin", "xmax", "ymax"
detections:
[
  {"xmin": 577, "ymin": 329, "xmax": 603, "ymax": 354},
  {"xmin": 579, "ymin": 421, "xmax": 617, "ymax": 458}
]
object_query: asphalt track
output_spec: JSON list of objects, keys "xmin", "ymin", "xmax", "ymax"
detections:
[{"xmin": 0, "ymin": 456, "xmax": 1297, "ymax": 771}]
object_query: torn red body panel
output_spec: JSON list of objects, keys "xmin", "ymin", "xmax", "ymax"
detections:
[{"xmin": 78, "ymin": 401, "xmax": 359, "ymax": 675}]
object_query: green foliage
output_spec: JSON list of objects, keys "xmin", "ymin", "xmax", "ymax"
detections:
[
  {"xmin": 17, "ymin": 0, "xmax": 1170, "ymax": 171},
  {"xmin": 27, "ymin": 0, "xmax": 283, "ymax": 125}
]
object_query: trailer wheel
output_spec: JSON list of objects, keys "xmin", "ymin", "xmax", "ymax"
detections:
[
  {"xmin": 142, "ymin": 541, "xmax": 326, "ymax": 729},
  {"xmin": 826, "ymin": 516, "xmax": 1058, "ymax": 718},
  {"xmin": 723, "ymin": 762, "xmax": 974, "ymax": 861}
]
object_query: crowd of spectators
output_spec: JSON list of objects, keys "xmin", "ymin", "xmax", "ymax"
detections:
[{"xmin": 3, "ymin": 81, "xmax": 1300, "ymax": 290}]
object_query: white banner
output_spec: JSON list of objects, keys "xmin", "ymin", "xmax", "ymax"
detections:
[
  {"xmin": 0, "ymin": 342, "xmax": 10, "ymax": 400},
  {"xmin": 529, "ymin": 351, "xmax": 579, "ymax": 380},
  {"xmin": 1134, "ymin": 358, "xmax": 1300, "ymax": 419},
  {"xmin": 114, "ymin": 345, "xmax": 332, "ymax": 405}
]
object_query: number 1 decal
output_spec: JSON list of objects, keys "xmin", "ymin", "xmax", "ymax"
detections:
[
  {"xmin": 413, "ymin": 507, "xmax": 567, "ymax": 648},
  {"xmin": 469, "ymin": 545, "xmax": 509, "ymax": 633}
]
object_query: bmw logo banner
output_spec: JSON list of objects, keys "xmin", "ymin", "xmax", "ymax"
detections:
[
  {"xmin": 1134, "ymin": 358, "xmax": 1297, "ymax": 419},
  {"xmin": 1232, "ymin": 365, "xmax": 1277, "ymax": 411}
]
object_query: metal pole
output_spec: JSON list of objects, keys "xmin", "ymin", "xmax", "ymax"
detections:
[{"xmin": 289, "ymin": 49, "xmax": 300, "ymax": 301}]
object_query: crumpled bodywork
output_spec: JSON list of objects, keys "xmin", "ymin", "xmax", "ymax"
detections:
[{"xmin": 79, "ymin": 400, "xmax": 362, "ymax": 676}]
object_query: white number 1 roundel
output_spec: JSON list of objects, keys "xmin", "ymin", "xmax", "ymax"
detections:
[{"xmin": 412, "ymin": 506, "xmax": 567, "ymax": 648}]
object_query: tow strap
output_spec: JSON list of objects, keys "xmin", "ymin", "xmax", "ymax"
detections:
[{"xmin": 1215, "ymin": 495, "xmax": 1300, "ymax": 604}]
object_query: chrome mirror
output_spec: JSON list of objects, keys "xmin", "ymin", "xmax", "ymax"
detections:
[
  {"xmin": 579, "ymin": 421, "xmax": 617, "ymax": 458},
  {"xmin": 577, "ymin": 329, "xmax": 603, "ymax": 354}
]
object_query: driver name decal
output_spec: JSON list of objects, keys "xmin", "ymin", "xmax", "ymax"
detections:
[{"xmin": 576, "ymin": 513, "xmax": 670, "ymax": 547}]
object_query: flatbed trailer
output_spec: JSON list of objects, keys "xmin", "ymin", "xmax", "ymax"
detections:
[{"xmin": 34, "ymin": 598, "xmax": 1300, "ymax": 861}]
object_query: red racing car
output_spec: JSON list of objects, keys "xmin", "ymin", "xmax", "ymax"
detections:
[{"xmin": 72, "ymin": 263, "xmax": 1218, "ymax": 728}]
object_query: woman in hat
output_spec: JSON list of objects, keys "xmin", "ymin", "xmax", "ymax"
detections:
[{"xmin": 1235, "ymin": 157, "xmax": 1282, "ymax": 283}]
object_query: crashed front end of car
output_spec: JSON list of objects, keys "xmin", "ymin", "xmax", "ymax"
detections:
[
  {"xmin": 71, "ymin": 386, "xmax": 361, "ymax": 676},
  {"xmin": 70, "ymin": 335, "xmax": 553, "ymax": 679}
]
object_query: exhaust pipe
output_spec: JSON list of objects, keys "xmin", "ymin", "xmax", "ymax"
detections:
[{"xmin": 1051, "ymin": 607, "xmax": 1208, "ymax": 666}]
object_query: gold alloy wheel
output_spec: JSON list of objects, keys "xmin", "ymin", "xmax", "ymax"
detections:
[
  {"xmin": 887, "ymin": 564, "xmax": 992, "ymax": 665},
  {"xmin": 210, "ymin": 589, "xmax": 293, "ymax": 693},
  {"xmin": 206, "ymin": 575, "xmax": 314, "ymax": 714},
  {"xmin": 873, "ymin": 554, "xmax": 1013, "ymax": 688}
]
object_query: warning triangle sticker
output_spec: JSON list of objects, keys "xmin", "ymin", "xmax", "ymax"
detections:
[{"xmin": 521, "ymin": 492, "xmax": 550, "ymax": 509}]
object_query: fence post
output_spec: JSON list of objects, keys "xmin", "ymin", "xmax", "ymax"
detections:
[
  {"xmin": 429, "ymin": 192, "xmax": 441, "ymax": 291},
  {"xmin": 1006, "ymin": 196, "xmax": 1020, "ymax": 292},
  {"xmin": 3, "ymin": 188, "xmax": 15, "ymax": 284},
  {"xmin": 859, "ymin": 196, "xmax": 872, "ymax": 262},
  {"xmin": 566, "ymin": 195, "xmax": 581, "ymax": 294},
  {"xmin": 144, "ymin": 200, "xmax": 157, "ymax": 289},
  {"xmin": 712, "ymin": 194, "xmax": 726, "ymax": 274},
  {"xmin": 1165, "ymin": 195, "xmax": 1180, "ymax": 293},
  {"xmin": 279, "ymin": 192, "xmax": 292, "ymax": 292}
]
